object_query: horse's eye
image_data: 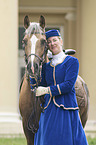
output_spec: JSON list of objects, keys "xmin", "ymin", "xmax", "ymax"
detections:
[
  {"xmin": 24, "ymin": 39, "xmax": 28, "ymax": 45},
  {"xmin": 22, "ymin": 38, "xmax": 28, "ymax": 46},
  {"xmin": 40, "ymin": 39, "xmax": 46, "ymax": 47}
]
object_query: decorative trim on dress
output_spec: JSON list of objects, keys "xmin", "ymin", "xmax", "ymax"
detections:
[
  {"xmin": 53, "ymin": 66, "xmax": 56, "ymax": 85},
  {"xmin": 53, "ymin": 96, "xmax": 79, "ymax": 110},
  {"xmin": 57, "ymin": 84, "xmax": 61, "ymax": 95}
]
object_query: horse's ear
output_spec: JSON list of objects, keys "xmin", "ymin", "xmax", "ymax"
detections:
[
  {"xmin": 24, "ymin": 15, "xmax": 30, "ymax": 29},
  {"xmin": 39, "ymin": 15, "xmax": 45, "ymax": 29}
]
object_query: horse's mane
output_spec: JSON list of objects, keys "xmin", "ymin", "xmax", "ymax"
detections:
[{"xmin": 25, "ymin": 22, "xmax": 45, "ymax": 37}]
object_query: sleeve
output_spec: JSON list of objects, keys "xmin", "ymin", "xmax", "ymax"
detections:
[
  {"xmin": 49, "ymin": 58, "xmax": 79, "ymax": 97},
  {"xmin": 29, "ymin": 63, "xmax": 47, "ymax": 90},
  {"xmin": 39, "ymin": 63, "xmax": 47, "ymax": 87}
]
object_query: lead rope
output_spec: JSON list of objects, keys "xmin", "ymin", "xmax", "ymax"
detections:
[{"xmin": 27, "ymin": 87, "xmax": 39, "ymax": 133}]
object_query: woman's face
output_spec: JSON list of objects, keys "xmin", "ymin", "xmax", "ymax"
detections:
[{"xmin": 47, "ymin": 36, "xmax": 62, "ymax": 55}]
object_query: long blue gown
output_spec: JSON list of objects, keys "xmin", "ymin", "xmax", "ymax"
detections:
[{"xmin": 34, "ymin": 55, "xmax": 88, "ymax": 145}]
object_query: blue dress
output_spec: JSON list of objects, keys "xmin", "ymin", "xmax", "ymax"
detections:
[{"xmin": 34, "ymin": 55, "xmax": 88, "ymax": 145}]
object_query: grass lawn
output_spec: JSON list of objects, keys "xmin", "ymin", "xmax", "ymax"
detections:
[
  {"xmin": 0, "ymin": 137, "xmax": 96, "ymax": 145},
  {"xmin": 88, "ymin": 137, "xmax": 96, "ymax": 145},
  {"xmin": 0, "ymin": 137, "xmax": 27, "ymax": 145}
]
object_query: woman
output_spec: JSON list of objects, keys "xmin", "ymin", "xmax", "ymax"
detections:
[{"xmin": 34, "ymin": 30, "xmax": 88, "ymax": 145}]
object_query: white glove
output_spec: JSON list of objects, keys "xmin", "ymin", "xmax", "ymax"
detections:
[{"xmin": 36, "ymin": 86, "xmax": 49, "ymax": 97}]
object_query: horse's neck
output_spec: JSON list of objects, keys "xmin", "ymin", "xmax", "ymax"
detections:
[
  {"xmin": 45, "ymin": 54, "xmax": 49, "ymax": 63},
  {"xmin": 45, "ymin": 55, "xmax": 49, "ymax": 63}
]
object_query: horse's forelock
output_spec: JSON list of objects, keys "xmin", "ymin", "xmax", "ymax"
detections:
[{"xmin": 25, "ymin": 22, "xmax": 44, "ymax": 36}]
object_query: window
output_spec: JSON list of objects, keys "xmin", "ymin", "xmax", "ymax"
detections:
[{"xmin": 18, "ymin": 27, "xmax": 25, "ymax": 50}]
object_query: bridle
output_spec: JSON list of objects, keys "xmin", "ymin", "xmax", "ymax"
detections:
[
  {"xmin": 24, "ymin": 41, "xmax": 47, "ymax": 83},
  {"xmin": 22, "ymin": 32, "xmax": 47, "ymax": 133}
]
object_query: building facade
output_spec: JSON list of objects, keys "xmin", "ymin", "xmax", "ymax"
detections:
[{"xmin": 0, "ymin": 0, "xmax": 96, "ymax": 137}]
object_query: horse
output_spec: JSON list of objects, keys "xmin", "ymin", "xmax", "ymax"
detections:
[
  {"xmin": 19, "ymin": 15, "xmax": 47, "ymax": 145},
  {"xmin": 19, "ymin": 15, "xmax": 89, "ymax": 145}
]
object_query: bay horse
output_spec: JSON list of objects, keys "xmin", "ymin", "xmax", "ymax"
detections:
[
  {"xmin": 19, "ymin": 15, "xmax": 47, "ymax": 145},
  {"xmin": 19, "ymin": 15, "xmax": 89, "ymax": 145}
]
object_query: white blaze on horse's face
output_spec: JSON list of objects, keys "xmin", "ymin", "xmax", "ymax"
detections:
[{"xmin": 30, "ymin": 34, "xmax": 38, "ymax": 73}]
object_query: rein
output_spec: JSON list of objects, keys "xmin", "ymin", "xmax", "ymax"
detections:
[{"xmin": 27, "ymin": 87, "xmax": 39, "ymax": 134}]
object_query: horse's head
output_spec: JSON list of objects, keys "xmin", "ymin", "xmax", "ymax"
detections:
[{"xmin": 22, "ymin": 15, "xmax": 47, "ymax": 85}]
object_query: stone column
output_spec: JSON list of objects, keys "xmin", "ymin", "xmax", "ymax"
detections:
[
  {"xmin": 0, "ymin": 0, "xmax": 23, "ymax": 136},
  {"xmin": 78, "ymin": 0, "xmax": 96, "ymax": 137},
  {"xmin": 64, "ymin": 12, "xmax": 76, "ymax": 51}
]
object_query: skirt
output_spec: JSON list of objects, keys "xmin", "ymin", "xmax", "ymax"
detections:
[{"xmin": 34, "ymin": 98, "xmax": 88, "ymax": 145}]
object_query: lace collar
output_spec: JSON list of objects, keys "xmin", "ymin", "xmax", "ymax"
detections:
[{"xmin": 51, "ymin": 51, "xmax": 66, "ymax": 66}]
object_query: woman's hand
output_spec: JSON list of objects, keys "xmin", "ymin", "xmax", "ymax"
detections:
[{"xmin": 36, "ymin": 86, "xmax": 49, "ymax": 97}]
